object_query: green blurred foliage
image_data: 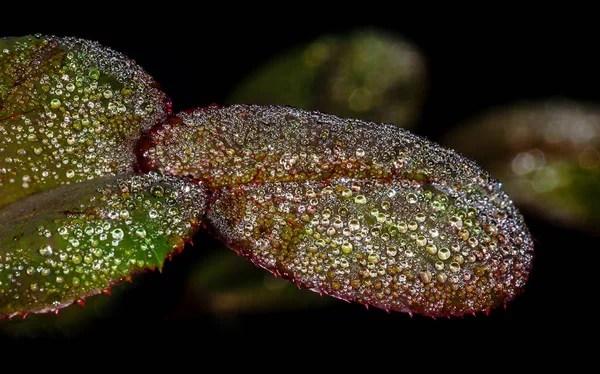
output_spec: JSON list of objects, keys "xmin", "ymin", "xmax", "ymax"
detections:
[
  {"xmin": 228, "ymin": 29, "xmax": 427, "ymax": 129},
  {"xmin": 443, "ymin": 100, "xmax": 600, "ymax": 234},
  {"xmin": 184, "ymin": 249, "xmax": 330, "ymax": 315}
]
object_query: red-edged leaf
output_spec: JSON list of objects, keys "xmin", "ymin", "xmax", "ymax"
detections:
[
  {"xmin": 139, "ymin": 105, "xmax": 534, "ymax": 317},
  {"xmin": 0, "ymin": 172, "xmax": 205, "ymax": 318}
]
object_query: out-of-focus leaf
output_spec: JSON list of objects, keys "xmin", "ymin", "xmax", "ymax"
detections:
[
  {"xmin": 227, "ymin": 29, "xmax": 427, "ymax": 129},
  {"xmin": 140, "ymin": 105, "xmax": 533, "ymax": 317},
  {"xmin": 443, "ymin": 100, "xmax": 600, "ymax": 234},
  {"xmin": 186, "ymin": 249, "xmax": 330, "ymax": 315},
  {"xmin": 0, "ymin": 172, "xmax": 205, "ymax": 318},
  {"xmin": 0, "ymin": 35, "xmax": 168, "ymax": 208}
]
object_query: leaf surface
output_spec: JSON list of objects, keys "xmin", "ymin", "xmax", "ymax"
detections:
[
  {"xmin": 0, "ymin": 172, "xmax": 205, "ymax": 318},
  {"xmin": 0, "ymin": 35, "xmax": 168, "ymax": 207},
  {"xmin": 140, "ymin": 105, "xmax": 534, "ymax": 317}
]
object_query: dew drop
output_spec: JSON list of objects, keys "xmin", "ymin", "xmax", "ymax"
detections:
[
  {"xmin": 437, "ymin": 247, "xmax": 451, "ymax": 260},
  {"xmin": 39, "ymin": 245, "xmax": 53, "ymax": 257},
  {"xmin": 89, "ymin": 69, "xmax": 100, "ymax": 79},
  {"xmin": 50, "ymin": 99, "xmax": 61, "ymax": 109},
  {"xmin": 354, "ymin": 195, "xmax": 367, "ymax": 204},
  {"xmin": 111, "ymin": 228, "xmax": 124, "ymax": 240},
  {"xmin": 150, "ymin": 184, "xmax": 164, "ymax": 197}
]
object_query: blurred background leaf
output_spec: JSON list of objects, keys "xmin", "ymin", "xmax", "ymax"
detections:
[
  {"xmin": 442, "ymin": 99, "xmax": 600, "ymax": 235},
  {"xmin": 182, "ymin": 249, "xmax": 328, "ymax": 316},
  {"xmin": 228, "ymin": 29, "xmax": 427, "ymax": 129}
]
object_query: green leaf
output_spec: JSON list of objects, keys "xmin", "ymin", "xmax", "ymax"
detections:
[
  {"xmin": 443, "ymin": 100, "xmax": 600, "ymax": 233},
  {"xmin": 140, "ymin": 105, "xmax": 534, "ymax": 317},
  {"xmin": 186, "ymin": 249, "xmax": 330, "ymax": 315},
  {"xmin": 0, "ymin": 172, "xmax": 205, "ymax": 318},
  {"xmin": 0, "ymin": 35, "xmax": 168, "ymax": 208},
  {"xmin": 227, "ymin": 29, "xmax": 427, "ymax": 129}
]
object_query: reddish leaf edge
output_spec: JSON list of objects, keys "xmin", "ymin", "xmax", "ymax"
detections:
[
  {"xmin": 201, "ymin": 204, "xmax": 527, "ymax": 320},
  {"xmin": 136, "ymin": 104, "xmax": 532, "ymax": 319},
  {"xmin": 0, "ymin": 212, "xmax": 202, "ymax": 321}
]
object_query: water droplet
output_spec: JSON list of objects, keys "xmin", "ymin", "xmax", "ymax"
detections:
[
  {"xmin": 437, "ymin": 247, "xmax": 451, "ymax": 260},
  {"xmin": 449, "ymin": 262, "xmax": 461, "ymax": 272},
  {"xmin": 111, "ymin": 228, "xmax": 124, "ymax": 240},
  {"xmin": 50, "ymin": 99, "xmax": 61, "ymax": 109},
  {"xmin": 449, "ymin": 216, "xmax": 463, "ymax": 229},
  {"xmin": 89, "ymin": 69, "xmax": 100, "ymax": 79},
  {"xmin": 71, "ymin": 254, "xmax": 82, "ymax": 264},
  {"xmin": 135, "ymin": 228, "xmax": 147, "ymax": 238},
  {"xmin": 150, "ymin": 184, "xmax": 164, "ymax": 197},
  {"xmin": 425, "ymin": 244, "xmax": 438, "ymax": 254},
  {"xmin": 39, "ymin": 245, "xmax": 53, "ymax": 257},
  {"xmin": 354, "ymin": 195, "xmax": 367, "ymax": 204}
]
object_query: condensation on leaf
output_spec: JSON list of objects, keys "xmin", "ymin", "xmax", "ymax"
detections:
[
  {"xmin": 0, "ymin": 172, "xmax": 205, "ymax": 318},
  {"xmin": 443, "ymin": 100, "xmax": 600, "ymax": 233},
  {"xmin": 227, "ymin": 29, "xmax": 427, "ymax": 129},
  {"xmin": 140, "ymin": 105, "xmax": 534, "ymax": 317},
  {"xmin": 140, "ymin": 105, "xmax": 433, "ymax": 187},
  {"xmin": 0, "ymin": 35, "xmax": 169, "ymax": 208}
]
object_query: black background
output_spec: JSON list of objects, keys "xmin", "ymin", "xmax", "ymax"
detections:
[{"xmin": 0, "ymin": 15, "xmax": 595, "ymax": 350}]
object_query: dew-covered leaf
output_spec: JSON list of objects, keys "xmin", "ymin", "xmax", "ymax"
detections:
[
  {"xmin": 227, "ymin": 29, "xmax": 427, "ymax": 129},
  {"xmin": 0, "ymin": 35, "xmax": 169, "ymax": 208},
  {"xmin": 140, "ymin": 105, "xmax": 424, "ymax": 187},
  {"xmin": 140, "ymin": 105, "xmax": 534, "ymax": 317},
  {"xmin": 0, "ymin": 172, "xmax": 205, "ymax": 318},
  {"xmin": 443, "ymin": 100, "xmax": 600, "ymax": 233}
]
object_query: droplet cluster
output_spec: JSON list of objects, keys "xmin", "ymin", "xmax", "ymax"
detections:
[
  {"xmin": 0, "ymin": 35, "xmax": 168, "ymax": 208},
  {"xmin": 141, "ymin": 105, "xmax": 534, "ymax": 316},
  {"xmin": 0, "ymin": 172, "xmax": 205, "ymax": 318},
  {"xmin": 141, "ymin": 105, "xmax": 479, "ymax": 188}
]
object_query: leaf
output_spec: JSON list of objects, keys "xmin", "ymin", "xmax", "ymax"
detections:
[
  {"xmin": 227, "ymin": 29, "xmax": 427, "ymax": 128},
  {"xmin": 0, "ymin": 172, "xmax": 205, "ymax": 318},
  {"xmin": 139, "ymin": 105, "xmax": 534, "ymax": 317},
  {"xmin": 443, "ymin": 100, "xmax": 600, "ymax": 233},
  {"xmin": 0, "ymin": 35, "xmax": 169, "ymax": 208},
  {"xmin": 139, "ymin": 105, "xmax": 423, "ymax": 187},
  {"xmin": 186, "ymin": 249, "xmax": 330, "ymax": 315}
]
